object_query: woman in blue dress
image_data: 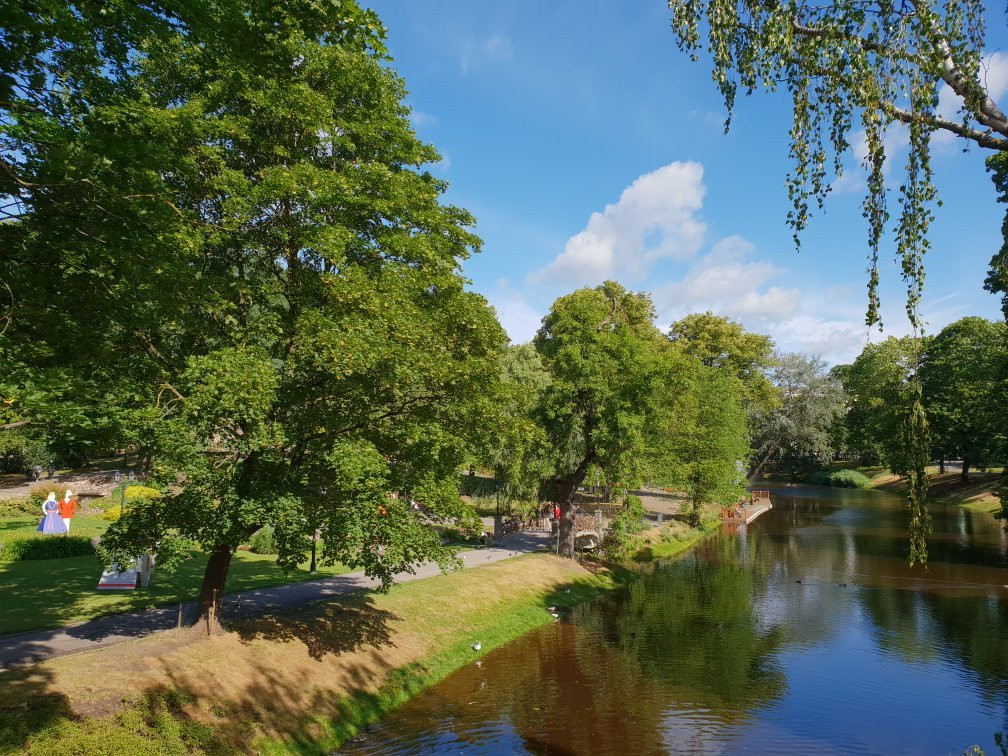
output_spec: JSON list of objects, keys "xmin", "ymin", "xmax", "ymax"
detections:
[{"xmin": 38, "ymin": 492, "xmax": 68, "ymax": 534}]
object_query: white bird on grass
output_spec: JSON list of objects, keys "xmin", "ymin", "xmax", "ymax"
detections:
[{"xmin": 472, "ymin": 642, "xmax": 482, "ymax": 651}]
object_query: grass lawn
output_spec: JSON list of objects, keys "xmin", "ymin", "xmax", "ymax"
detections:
[
  {"xmin": 0, "ymin": 529, "xmax": 352, "ymax": 636},
  {"xmin": 0, "ymin": 515, "xmax": 110, "ymax": 538}
]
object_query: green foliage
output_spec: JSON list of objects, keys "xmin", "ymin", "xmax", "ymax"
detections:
[
  {"xmin": 123, "ymin": 485, "xmax": 161, "ymax": 500},
  {"xmin": 601, "ymin": 509, "xmax": 648, "ymax": 563},
  {"xmin": 248, "ymin": 526, "xmax": 278, "ymax": 556},
  {"xmin": 654, "ymin": 365, "xmax": 750, "ymax": 526},
  {"xmin": 0, "ymin": 497, "xmax": 37, "ymax": 517},
  {"xmin": 3, "ymin": 0, "xmax": 506, "ymax": 616},
  {"xmin": 622, "ymin": 494, "xmax": 645, "ymax": 520},
  {"xmin": 840, "ymin": 336, "xmax": 925, "ymax": 473},
  {"xmin": 668, "ymin": 311, "xmax": 777, "ymax": 411},
  {"xmin": 810, "ymin": 469, "xmax": 872, "ymax": 489},
  {"xmin": 984, "ymin": 152, "xmax": 1008, "ymax": 319},
  {"xmin": 920, "ymin": 317, "xmax": 1007, "ymax": 476},
  {"xmin": 0, "ymin": 535, "xmax": 96, "ymax": 562},
  {"xmin": 750, "ymin": 353, "xmax": 845, "ymax": 481}
]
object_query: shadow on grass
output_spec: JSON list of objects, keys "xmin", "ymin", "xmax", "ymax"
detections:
[
  {"xmin": 234, "ymin": 592, "xmax": 397, "ymax": 662},
  {"xmin": 0, "ymin": 664, "xmax": 71, "ymax": 752}
]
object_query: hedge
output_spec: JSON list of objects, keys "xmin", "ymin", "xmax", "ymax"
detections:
[
  {"xmin": 811, "ymin": 469, "xmax": 872, "ymax": 489},
  {"xmin": 0, "ymin": 534, "xmax": 97, "ymax": 562}
]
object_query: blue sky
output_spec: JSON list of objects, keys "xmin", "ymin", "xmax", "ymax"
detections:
[{"xmin": 369, "ymin": 1, "xmax": 1008, "ymax": 363}]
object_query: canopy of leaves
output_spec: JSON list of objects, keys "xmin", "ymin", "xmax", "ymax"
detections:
[
  {"xmin": 668, "ymin": 311, "xmax": 777, "ymax": 411},
  {"xmin": 2, "ymin": 1, "xmax": 504, "ymax": 601},
  {"xmin": 749, "ymin": 353, "xmax": 846, "ymax": 480},
  {"xmin": 921, "ymin": 316, "xmax": 1007, "ymax": 473}
]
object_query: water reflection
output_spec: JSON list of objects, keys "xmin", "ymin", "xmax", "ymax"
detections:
[{"xmin": 346, "ymin": 487, "xmax": 1008, "ymax": 755}]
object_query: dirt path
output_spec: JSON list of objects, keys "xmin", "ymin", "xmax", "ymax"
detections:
[{"xmin": 0, "ymin": 530, "xmax": 551, "ymax": 672}]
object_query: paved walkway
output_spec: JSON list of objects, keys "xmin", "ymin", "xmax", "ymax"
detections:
[{"xmin": 0, "ymin": 530, "xmax": 552, "ymax": 672}]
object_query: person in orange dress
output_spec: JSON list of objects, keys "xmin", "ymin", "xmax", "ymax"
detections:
[{"xmin": 57, "ymin": 489, "xmax": 78, "ymax": 531}]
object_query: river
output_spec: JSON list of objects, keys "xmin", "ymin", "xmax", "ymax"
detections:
[{"xmin": 344, "ymin": 486, "xmax": 1008, "ymax": 754}]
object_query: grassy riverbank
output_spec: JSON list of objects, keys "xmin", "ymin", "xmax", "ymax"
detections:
[
  {"xmin": 868, "ymin": 467, "xmax": 1002, "ymax": 515},
  {"xmin": 0, "ymin": 553, "xmax": 635, "ymax": 754},
  {"xmin": 633, "ymin": 514, "xmax": 720, "ymax": 560}
]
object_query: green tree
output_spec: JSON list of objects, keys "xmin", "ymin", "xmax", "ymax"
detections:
[
  {"xmin": 2, "ymin": 1, "xmax": 505, "ymax": 619},
  {"xmin": 655, "ymin": 366, "xmax": 750, "ymax": 526},
  {"xmin": 843, "ymin": 337, "xmax": 929, "ymax": 475},
  {"xmin": 533, "ymin": 282, "xmax": 671, "ymax": 556},
  {"xmin": 668, "ymin": 311, "xmax": 776, "ymax": 411},
  {"xmin": 921, "ymin": 317, "xmax": 1007, "ymax": 481},
  {"xmin": 480, "ymin": 343, "xmax": 551, "ymax": 503},
  {"xmin": 749, "ymin": 353, "xmax": 845, "ymax": 481}
]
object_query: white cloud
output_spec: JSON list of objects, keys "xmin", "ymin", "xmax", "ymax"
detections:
[
  {"xmin": 654, "ymin": 235, "xmax": 801, "ymax": 325},
  {"xmin": 527, "ymin": 162, "xmax": 707, "ymax": 287},
  {"xmin": 487, "ymin": 280, "xmax": 542, "ymax": 344},
  {"xmin": 408, "ymin": 109, "xmax": 438, "ymax": 129},
  {"xmin": 462, "ymin": 34, "xmax": 514, "ymax": 75}
]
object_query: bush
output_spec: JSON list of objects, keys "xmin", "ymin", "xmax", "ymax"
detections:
[
  {"xmin": 28, "ymin": 484, "xmax": 59, "ymax": 508},
  {"xmin": 124, "ymin": 485, "xmax": 161, "ymax": 500},
  {"xmin": 0, "ymin": 534, "xmax": 96, "ymax": 561},
  {"xmin": 99, "ymin": 504, "xmax": 129, "ymax": 521},
  {"xmin": 812, "ymin": 469, "xmax": 871, "ymax": 488},
  {"xmin": 0, "ymin": 496, "xmax": 37, "ymax": 517},
  {"xmin": 248, "ymin": 526, "xmax": 277, "ymax": 555},
  {"xmin": 601, "ymin": 508, "xmax": 648, "ymax": 562},
  {"xmin": 622, "ymin": 493, "xmax": 645, "ymax": 520}
]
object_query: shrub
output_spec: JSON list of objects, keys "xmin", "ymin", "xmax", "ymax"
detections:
[
  {"xmin": 0, "ymin": 496, "xmax": 37, "ymax": 517},
  {"xmin": 124, "ymin": 485, "xmax": 161, "ymax": 500},
  {"xmin": 248, "ymin": 525, "xmax": 277, "ymax": 555},
  {"xmin": 622, "ymin": 493, "xmax": 645, "ymax": 520},
  {"xmin": 0, "ymin": 534, "xmax": 96, "ymax": 561},
  {"xmin": 601, "ymin": 508, "xmax": 648, "ymax": 562},
  {"xmin": 100, "ymin": 504, "xmax": 129, "ymax": 521},
  {"xmin": 812, "ymin": 469, "xmax": 871, "ymax": 488},
  {"xmin": 28, "ymin": 484, "xmax": 59, "ymax": 508}
]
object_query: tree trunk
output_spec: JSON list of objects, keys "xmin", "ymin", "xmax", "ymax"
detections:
[
  {"xmin": 939, "ymin": 457, "xmax": 945, "ymax": 474},
  {"xmin": 558, "ymin": 499, "xmax": 576, "ymax": 557},
  {"xmin": 552, "ymin": 453, "xmax": 596, "ymax": 557},
  {"xmin": 961, "ymin": 460, "xmax": 970, "ymax": 483},
  {"xmin": 197, "ymin": 546, "xmax": 233, "ymax": 622}
]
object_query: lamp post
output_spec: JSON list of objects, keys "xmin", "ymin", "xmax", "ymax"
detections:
[{"xmin": 114, "ymin": 469, "xmax": 136, "ymax": 519}]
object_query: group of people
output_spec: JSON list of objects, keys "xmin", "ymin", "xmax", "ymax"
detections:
[{"xmin": 37, "ymin": 490, "xmax": 78, "ymax": 534}]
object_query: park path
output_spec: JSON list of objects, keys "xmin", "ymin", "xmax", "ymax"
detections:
[{"xmin": 0, "ymin": 530, "xmax": 551, "ymax": 672}]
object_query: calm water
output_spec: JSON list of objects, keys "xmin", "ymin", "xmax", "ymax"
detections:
[{"xmin": 345, "ymin": 486, "xmax": 1008, "ymax": 754}]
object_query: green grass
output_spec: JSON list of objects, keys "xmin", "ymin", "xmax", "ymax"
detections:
[
  {"xmin": 0, "ymin": 516, "xmax": 109, "ymax": 539},
  {"xmin": 633, "ymin": 516, "xmax": 720, "ymax": 560},
  {"xmin": 0, "ymin": 541, "xmax": 352, "ymax": 636}
]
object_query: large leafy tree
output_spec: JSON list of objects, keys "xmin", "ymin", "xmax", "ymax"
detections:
[
  {"xmin": 921, "ymin": 317, "xmax": 1007, "ymax": 481},
  {"xmin": 841, "ymin": 336, "xmax": 929, "ymax": 475},
  {"xmin": 666, "ymin": 0, "xmax": 1005, "ymax": 563},
  {"xmin": 651, "ymin": 366, "xmax": 750, "ymax": 526},
  {"xmin": 479, "ymin": 344, "xmax": 551, "ymax": 504},
  {"xmin": 2, "ymin": 1, "xmax": 504, "ymax": 618},
  {"xmin": 749, "ymin": 353, "xmax": 846, "ymax": 481},
  {"xmin": 667, "ymin": 311, "xmax": 777, "ymax": 411},
  {"xmin": 533, "ymin": 282, "xmax": 673, "ymax": 556}
]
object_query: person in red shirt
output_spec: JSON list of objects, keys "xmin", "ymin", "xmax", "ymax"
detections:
[{"xmin": 57, "ymin": 489, "xmax": 78, "ymax": 531}]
